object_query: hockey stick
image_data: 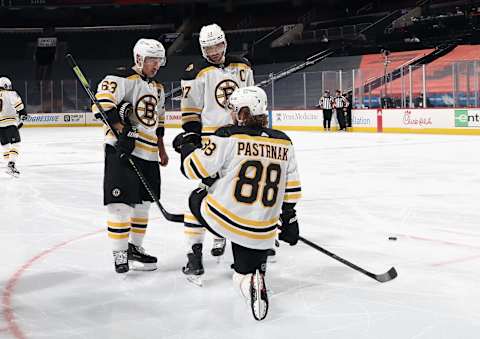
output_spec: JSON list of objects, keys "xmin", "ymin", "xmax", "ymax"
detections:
[
  {"xmin": 66, "ymin": 54, "xmax": 184, "ymax": 223},
  {"xmin": 299, "ymin": 236, "xmax": 398, "ymax": 283}
]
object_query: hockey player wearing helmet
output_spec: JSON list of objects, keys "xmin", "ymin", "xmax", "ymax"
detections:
[
  {"xmin": 198, "ymin": 23, "xmax": 227, "ymax": 64},
  {"xmin": 180, "ymin": 24, "xmax": 259, "ymax": 276},
  {"xmin": 92, "ymin": 39, "xmax": 168, "ymax": 273},
  {"xmin": 0, "ymin": 76, "xmax": 27, "ymax": 177},
  {"xmin": 173, "ymin": 86, "xmax": 302, "ymax": 320},
  {"xmin": 133, "ymin": 38, "xmax": 166, "ymax": 78}
]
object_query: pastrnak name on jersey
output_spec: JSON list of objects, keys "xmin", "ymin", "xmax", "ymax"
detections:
[{"xmin": 237, "ymin": 141, "xmax": 289, "ymax": 161}]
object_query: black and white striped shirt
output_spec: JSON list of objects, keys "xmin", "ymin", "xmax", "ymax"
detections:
[
  {"xmin": 334, "ymin": 95, "xmax": 349, "ymax": 109},
  {"xmin": 319, "ymin": 96, "xmax": 333, "ymax": 109}
]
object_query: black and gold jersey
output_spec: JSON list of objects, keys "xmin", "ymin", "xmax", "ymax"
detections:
[
  {"xmin": 181, "ymin": 125, "xmax": 301, "ymax": 250},
  {"xmin": 0, "ymin": 90, "xmax": 24, "ymax": 128},
  {"xmin": 92, "ymin": 67, "xmax": 165, "ymax": 161},
  {"xmin": 180, "ymin": 55, "xmax": 254, "ymax": 134}
]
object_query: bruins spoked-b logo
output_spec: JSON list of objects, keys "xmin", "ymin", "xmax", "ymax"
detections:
[
  {"xmin": 135, "ymin": 94, "xmax": 158, "ymax": 127},
  {"xmin": 215, "ymin": 79, "xmax": 239, "ymax": 109}
]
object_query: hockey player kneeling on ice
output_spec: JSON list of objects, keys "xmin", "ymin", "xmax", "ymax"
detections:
[
  {"xmin": 173, "ymin": 86, "xmax": 302, "ymax": 321},
  {"xmin": 0, "ymin": 77, "xmax": 27, "ymax": 177},
  {"xmin": 180, "ymin": 23, "xmax": 257, "ymax": 262},
  {"xmin": 92, "ymin": 39, "xmax": 169, "ymax": 273}
]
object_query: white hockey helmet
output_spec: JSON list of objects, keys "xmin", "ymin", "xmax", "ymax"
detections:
[
  {"xmin": 133, "ymin": 38, "xmax": 166, "ymax": 69},
  {"xmin": 199, "ymin": 23, "xmax": 227, "ymax": 61},
  {"xmin": 229, "ymin": 86, "xmax": 268, "ymax": 121},
  {"xmin": 0, "ymin": 77, "xmax": 12, "ymax": 90}
]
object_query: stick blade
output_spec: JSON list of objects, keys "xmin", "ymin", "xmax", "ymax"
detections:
[
  {"xmin": 374, "ymin": 267, "xmax": 398, "ymax": 283},
  {"xmin": 186, "ymin": 275, "xmax": 203, "ymax": 287}
]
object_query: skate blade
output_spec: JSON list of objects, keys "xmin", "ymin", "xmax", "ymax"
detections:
[
  {"xmin": 128, "ymin": 261, "xmax": 157, "ymax": 271},
  {"xmin": 251, "ymin": 271, "xmax": 268, "ymax": 321},
  {"xmin": 186, "ymin": 275, "xmax": 203, "ymax": 287},
  {"xmin": 5, "ymin": 170, "xmax": 19, "ymax": 178}
]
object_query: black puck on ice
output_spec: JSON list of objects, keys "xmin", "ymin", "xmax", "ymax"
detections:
[{"xmin": 388, "ymin": 236, "xmax": 397, "ymax": 241}]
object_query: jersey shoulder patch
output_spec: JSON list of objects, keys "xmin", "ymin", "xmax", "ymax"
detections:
[
  {"xmin": 214, "ymin": 124, "xmax": 237, "ymax": 137},
  {"xmin": 214, "ymin": 125, "xmax": 290, "ymax": 142},
  {"xmin": 225, "ymin": 55, "xmax": 252, "ymax": 68},
  {"xmin": 182, "ymin": 58, "xmax": 211, "ymax": 80},
  {"xmin": 109, "ymin": 67, "xmax": 138, "ymax": 79},
  {"xmin": 261, "ymin": 128, "xmax": 292, "ymax": 142}
]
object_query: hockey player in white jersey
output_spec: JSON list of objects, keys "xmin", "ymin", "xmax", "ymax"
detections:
[
  {"xmin": 180, "ymin": 23, "xmax": 255, "ymax": 272},
  {"xmin": 173, "ymin": 86, "xmax": 302, "ymax": 320},
  {"xmin": 0, "ymin": 77, "xmax": 27, "ymax": 177},
  {"xmin": 92, "ymin": 38, "xmax": 169, "ymax": 273}
]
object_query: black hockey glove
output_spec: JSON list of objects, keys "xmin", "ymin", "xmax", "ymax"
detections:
[
  {"xmin": 18, "ymin": 110, "xmax": 28, "ymax": 121},
  {"xmin": 116, "ymin": 124, "xmax": 138, "ymax": 159},
  {"xmin": 278, "ymin": 209, "xmax": 299, "ymax": 246},
  {"xmin": 172, "ymin": 132, "xmax": 202, "ymax": 153},
  {"xmin": 95, "ymin": 101, "xmax": 132, "ymax": 125}
]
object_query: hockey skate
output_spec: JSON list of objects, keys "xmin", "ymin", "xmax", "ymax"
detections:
[
  {"xmin": 6, "ymin": 162, "xmax": 19, "ymax": 178},
  {"xmin": 182, "ymin": 243, "xmax": 204, "ymax": 287},
  {"xmin": 211, "ymin": 237, "xmax": 226, "ymax": 262},
  {"xmin": 113, "ymin": 250, "xmax": 129, "ymax": 274},
  {"xmin": 236, "ymin": 270, "xmax": 269, "ymax": 321},
  {"xmin": 127, "ymin": 243, "xmax": 157, "ymax": 271}
]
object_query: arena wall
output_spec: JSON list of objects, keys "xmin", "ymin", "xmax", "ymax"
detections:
[{"xmin": 22, "ymin": 109, "xmax": 480, "ymax": 135}]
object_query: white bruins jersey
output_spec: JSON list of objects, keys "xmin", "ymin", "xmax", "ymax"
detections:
[
  {"xmin": 92, "ymin": 68, "xmax": 165, "ymax": 162},
  {"xmin": 0, "ymin": 90, "xmax": 24, "ymax": 128},
  {"xmin": 181, "ymin": 55, "xmax": 254, "ymax": 133},
  {"xmin": 182, "ymin": 126, "xmax": 302, "ymax": 250}
]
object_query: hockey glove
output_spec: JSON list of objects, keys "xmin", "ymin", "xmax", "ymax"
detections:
[
  {"xmin": 95, "ymin": 101, "xmax": 133, "ymax": 125},
  {"xmin": 18, "ymin": 110, "xmax": 28, "ymax": 121},
  {"xmin": 116, "ymin": 124, "xmax": 138, "ymax": 159},
  {"xmin": 278, "ymin": 209, "xmax": 299, "ymax": 246},
  {"xmin": 172, "ymin": 132, "xmax": 202, "ymax": 153}
]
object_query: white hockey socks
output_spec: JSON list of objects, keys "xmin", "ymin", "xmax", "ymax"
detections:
[
  {"xmin": 184, "ymin": 212, "xmax": 205, "ymax": 251},
  {"xmin": 8, "ymin": 144, "xmax": 19, "ymax": 163},
  {"xmin": 107, "ymin": 203, "xmax": 132, "ymax": 251},
  {"xmin": 130, "ymin": 201, "xmax": 151, "ymax": 247},
  {"xmin": 2, "ymin": 143, "xmax": 11, "ymax": 162}
]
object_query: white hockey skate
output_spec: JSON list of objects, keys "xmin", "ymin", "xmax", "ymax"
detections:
[
  {"xmin": 235, "ymin": 270, "xmax": 269, "ymax": 321},
  {"xmin": 113, "ymin": 250, "xmax": 129, "ymax": 274}
]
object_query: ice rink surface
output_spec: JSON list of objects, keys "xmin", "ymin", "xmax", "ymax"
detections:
[{"xmin": 1, "ymin": 127, "xmax": 479, "ymax": 339}]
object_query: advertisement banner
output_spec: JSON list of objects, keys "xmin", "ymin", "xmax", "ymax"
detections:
[
  {"xmin": 24, "ymin": 113, "xmax": 86, "ymax": 126},
  {"xmin": 271, "ymin": 110, "xmax": 335, "ymax": 130},
  {"xmin": 454, "ymin": 109, "xmax": 480, "ymax": 128},
  {"xmin": 85, "ymin": 112, "xmax": 102, "ymax": 125},
  {"xmin": 351, "ymin": 109, "xmax": 377, "ymax": 130},
  {"xmin": 22, "ymin": 109, "xmax": 480, "ymax": 135},
  {"xmin": 382, "ymin": 109, "xmax": 450, "ymax": 129},
  {"xmin": 165, "ymin": 111, "xmax": 182, "ymax": 127}
]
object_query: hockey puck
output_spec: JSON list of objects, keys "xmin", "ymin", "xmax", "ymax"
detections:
[{"xmin": 388, "ymin": 236, "xmax": 397, "ymax": 241}]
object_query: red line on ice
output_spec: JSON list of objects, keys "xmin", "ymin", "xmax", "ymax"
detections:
[
  {"xmin": 432, "ymin": 254, "xmax": 480, "ymax": 266},
  {"xmin": 1, "ymin": 230, "xmax": 102, "ymax": 339},
  {"xmin": 399, "ymin": 234, "xmax": 480, "ymax": 250}
]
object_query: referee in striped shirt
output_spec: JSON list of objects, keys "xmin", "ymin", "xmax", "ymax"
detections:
[
  {"xmin": 334, "ymin": 90, "xmax": 349, "ymax": 131},
  {"xmin": 318, "ymin": 90, "xmax": 334, "ymax": 131}
]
